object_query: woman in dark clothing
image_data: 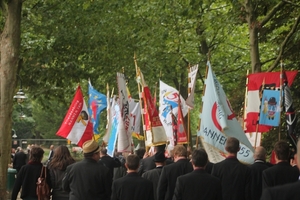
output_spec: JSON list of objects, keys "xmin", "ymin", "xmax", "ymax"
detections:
[
  {"xmin": 48, "ymin": 145, "xmax": 75, "ymax": 200},
  {"xmin": 11, "ymin": 146, "xmax": 51, "ymax": 200}
]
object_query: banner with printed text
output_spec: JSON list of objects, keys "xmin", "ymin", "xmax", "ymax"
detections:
[{"xmin": 198, "ymin": 61, "xmax": 254, "ymax": 164}]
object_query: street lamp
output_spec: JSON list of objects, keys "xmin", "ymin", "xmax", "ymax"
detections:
[
  {"xmin": 13, "ymin": 75, "xmax": 27, "ymax": 103},
  {"xmin": 13, "ymin": 75, "xmax": 27, "ymax": 118},
  {"xmin": 12, "ymin": 129, "xmax": 17, "ymax": 138}
]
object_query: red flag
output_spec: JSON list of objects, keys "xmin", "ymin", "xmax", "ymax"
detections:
[
  {"xmin": 56, "ymin": 86, "xmax": 93, "ymax": 147},
  {"xmin": 176, "ymin": 97, "xmax": 188, "ymax": 144},
  {"xmin": 245, "ymin": 71, "xmax": 297, "ymax": 132}
]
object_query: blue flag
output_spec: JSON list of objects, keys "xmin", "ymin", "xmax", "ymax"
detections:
[
  {"xmin": 259, "ymin": 89, "xmax": 281, "ymax": 126},
  {"xmin": 88, "ymin": 81, "xmax": 107, "ymax": 134}
]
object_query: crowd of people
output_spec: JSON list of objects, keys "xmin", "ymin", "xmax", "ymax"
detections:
[{"xmin": 9, "ymin": 137, "xmax": 300, "ymax": 200}]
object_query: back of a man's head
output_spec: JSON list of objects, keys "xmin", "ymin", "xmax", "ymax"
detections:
[
  {"xmin": 254, "ymin": 146, "xmax": 266, "ymax": 161},
  {"xmin": 126, "ymin": 154, "xmax": 140, "ymax": 170},
  {"xmin": 274, "ymin": 140, "xmax": 290, "ymax": 161},
  {"xmin": 100, "ymin": 148, "xmax": 108, "ymax": 156},
  {"xmin": 225, "ymin": 137, "xmax": 240, "ymax": 154},
  {"xmin": 173, "ymin": 145, "xmax": 187, "ymax": 158},
  {"xmin": 191, "ymin": 148, "xmax": 208, "ymax": 168},
  {"xmin": 296, "ymin": 140, "xmax": 300, "ymax": 169}
]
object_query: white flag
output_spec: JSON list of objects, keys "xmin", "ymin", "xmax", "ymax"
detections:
[
  {"xmin": 186, "ymin": 64, "xmax": 198, "ymax": 109},
  {"xmin": 159, "ymin": 80, "xmax": 188, "ymax": 148},
  {"xmin": 197, "ymin": 61, "xmax": 254, "ymax": 164}
]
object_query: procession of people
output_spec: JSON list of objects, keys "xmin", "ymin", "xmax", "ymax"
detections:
[{"xmin": 9, "ymin": 137, "xmax": 300, "ymax": 200}]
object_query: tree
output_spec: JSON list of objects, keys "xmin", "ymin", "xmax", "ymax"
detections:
[{"xmin": 0, "ymin": 0, "xmax": 22, "ymax": 198}]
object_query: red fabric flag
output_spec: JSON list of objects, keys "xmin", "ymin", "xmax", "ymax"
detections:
[
  {"xmin": 176, "ymin": 97, "xmax": 188, "ymax": 144},
  {"xmin": 245, "ymin": 71, "xmax": 297, "ymax": 132},
  {"xmin": 56, "ymin": 86, "xmax": 93, "ymax": 147}
]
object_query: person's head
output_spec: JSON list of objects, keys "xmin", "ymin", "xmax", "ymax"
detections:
[
  {"xmin": 125, "ymin": 154, "xmax": 140, "ymax": 171},
  {"xmin": 82, "ymin": 140, "xmax": 101, "ymax": 160},
  {"xmin": 274, "ymin": 140, "xmax": 290, "ymax": 161},
  {"xmin": 29, "ymin": 146, "xmax": 44, "ymax": 163},
  {"xmin": 50, "ymin": 145, "xmax": 54, "ymax": 150},
  {"xmin": 296, "ymin": 140, "xmax": 300, "ymax": 169},
  {"xmin": 173, "ymin": 145, "xmax": 187, "ymax": 161},
  {"xmin": 16, "ymin": 147, "xmax": 22, "ymax": 152},
  {"xmin": 134, "ymin": 148, "xmax": 146, "ymax": 159},
  {"xmin": 48, "ymin": 145, "xmax": 75, "ymax": 170},
  {"xmin": 253, "ymin": 146, "xmax": 267, "ymax": 161},
  {"xmin": 191, "ymin": 148, "xmax": 208, "ymax": 168},
  {"xmin": 153, "ymin": 151, "xmax": 166, "ymax": 165},
  {"xmin": 225, "ymin": 137, "xmax": 240, "ymax": 154},
  {"xmin": 100, "ymin": 147, "xmax": 108, "ymax": 156}
]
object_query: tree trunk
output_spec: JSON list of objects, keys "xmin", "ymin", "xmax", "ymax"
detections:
[
  {"xmin": 0, "ymin": 1, "xmax": 22, "ymax": 199},
  {"xmin": 244, "ymin": 0, "xmax": 262, "ymax": 73}
]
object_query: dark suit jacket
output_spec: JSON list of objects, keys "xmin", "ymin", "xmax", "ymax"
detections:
[
  {"xmin": 212, "ymin": 157, "xmax": 251, "ymax": 200},
  {"xmin": 248, "ymin": 160, "xmax": 269, "ymax": 200},
  {"xmin": 157, "ymin": 159, "xmax": 193, "ymax": 200},
  {"xmin": 13, "ymin": 151, "xmax": 27, "ymax": 172},
  {"xmin": 138, "ymin": 155, "xmax": 156, "ymax": 175},
  {"xmin": 62, "ymin": 158, "xmax": 112, "ymax": 200},
  {"xmin": 262, "ymin": 161, "xmax": 299, "ymax": 189},
  {"xmin": 111, "ymin": 172, "xmax": 154, "ymax": 200},
  {"xmin": 99, "ymin": 155, "xmax": 121, "ymax": 178},
  {"xmin": 142, "ymin": 166, "xmax": 163, "ymax": 200},
  {"xmin": 260, "ymin": 180, "xmax": 300, "ymax": 200},
  {"xmin": 173, "ymin": 169, "xmax": 222, "ymax": 200}
]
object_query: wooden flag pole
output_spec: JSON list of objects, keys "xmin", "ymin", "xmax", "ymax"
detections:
[
  {"xmin": 134, "ymin": 53, "xmax": 147, "ymax": 151},
  {"xmin": 196, "ymin": 52, "xmax": 210, "ymax": 148},
  {"xmin": 278, "ymin": 60, "xmax": 284, "ymax": 141},
  {"xmin": 187, "ymin": 64, "xmax": 191, "ymax": 147}
]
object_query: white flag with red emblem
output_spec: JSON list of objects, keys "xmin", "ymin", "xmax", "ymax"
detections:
[
  {"xmin": 56, "ymin": 86, "xmax": 93, "ymax": 147},
  {"xmin": 197, "ymin": 61, "xmax": 254, "ymax": 164}
]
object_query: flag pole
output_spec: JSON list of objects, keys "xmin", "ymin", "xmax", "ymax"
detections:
[
  {"xmin": 196, "ymin": 52, "xmax": 210, "ymax": 148},
  {"xmin": 278, "ymin": 60, "xmax": 284, "ymax": 141},
  {"xmin": 187, "ymin": 63, "xmax": 191, "ymax": 147},
  {"xmin": 134, "ymin": 53, "xmax": 147, "ymax": 150}
]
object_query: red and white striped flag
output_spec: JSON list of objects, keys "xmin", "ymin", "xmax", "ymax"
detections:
[{"xmin": 56, "ymin": 86, "xmax": 93, "ymax": 147}]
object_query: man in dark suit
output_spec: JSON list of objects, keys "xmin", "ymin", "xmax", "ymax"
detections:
[
  {"xmin": 249, "ymin": 146, "xmax": 269, "ymax": 200},
  {"xmin": 63, "ymin": 140, "xmax": 112, "ymax": 200},
  {"xmin": 13, "ymin": 147, "xmax": 27, "ymax": 173},
  {"xmin": 260, "ymin": 140, "xmax": 300, "ymax": 200},
  {"xmin": 173, "ymin": 148, "xmax": 222, "ymax": 200},
  {"xmin": 142, "ymin": 151, "xmax": 166, "ymax": 200},
  {"xmin": 157, "ymin": 145, "xmax": 193, "ymax": 200},
  {"xmin": 262, "ymin": 140, "xmax": 299, "ymax": 189},
  {"xmin": 212, "ymin": 137, "xmax": 251, "ymax": 200},
  {"xmin": 111, "ymin": 154, "xmax": 154, "ymax": 200},
  {"xmin": 138, "ymin": 144, "xmax": 166, "ymax": 175},
  {"xmin": 99, "ymin": 147, "xmax": 121, "ymax": 178}
]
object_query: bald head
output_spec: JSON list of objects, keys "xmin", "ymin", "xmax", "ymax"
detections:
[
  {"xmin": 253, "ymin": 146, "xmax": 266, "ymax": 161},
  {"xmin": 296, "ymin": 140, "xmax": 300, "ymax": 169}
]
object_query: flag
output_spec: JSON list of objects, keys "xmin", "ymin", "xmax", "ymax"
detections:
[
  {"xmin": 258, "ymin": 89, "xmax": 281, "ymax": 126},
  {"xmin": 56, "ymin": 86, "xmax": 93, "ymax": 147},
  {"xmin": 283, "ymin": 72, "xmax": 298, "ymax": 149},
  {"xmin": 103, "ymin": 84, "xmax": 111, "ymax": 144},
  {"xmin": 245, "ymin": 132, "xmax": 261, "ymax": 148},
  {"xmin": 159, "ymin": 80, "xmax": 188, "ymax": 147},
  {"xmin": 107, "ymin": 97, "xmax": 120, "ymax": 157},
  {"xmin": 129, "ymin": 99, "xmax": 141, "ymax": 137},
  {"xmin": 177, "ymin": 96, "xmax": 188, "ymax": 144},
  {"xmin": 170, "ymin": 106, "xmax": 178, "ymax": 146},
  {"xmin": 117, "ymin": 73, "xmax": 132, "ymax": 152},
  {"xmin": 136, "ymin": 67, "xmax": 168, "ymax": 147},
  {"xmin": 186, "ymin": 64, "xmax": 198, "ymax": 108},
  {"xmin": 198, "ymin": 61, "xmax": 254, "ymax": 164},
  {"xmin": 245, "ymin": 71, "xmax": 297, "ymax": 132},
  {"xmin": 88, "ymin": 80, "xmax": 107, "ymax": 134}
]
